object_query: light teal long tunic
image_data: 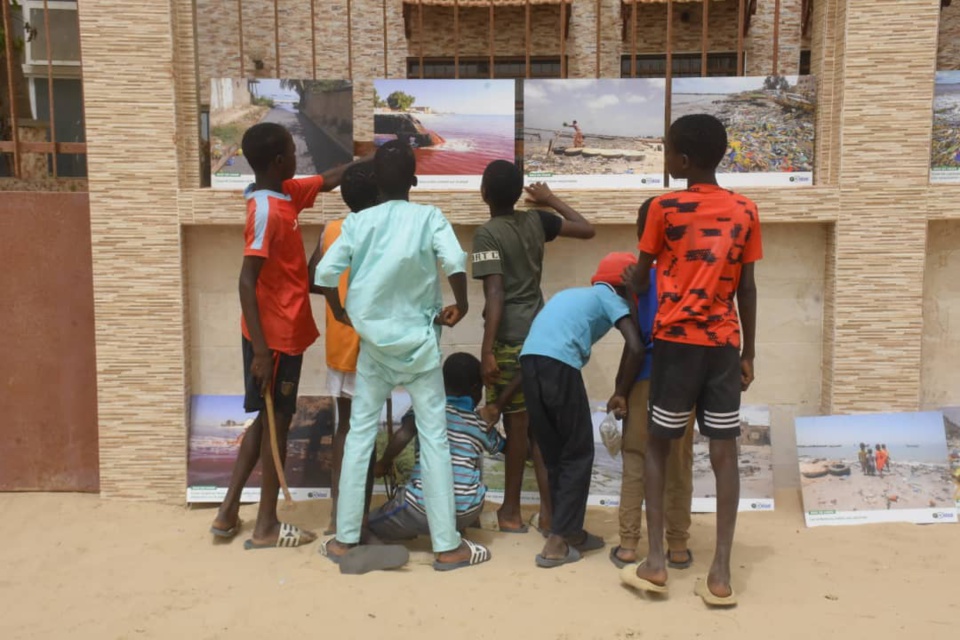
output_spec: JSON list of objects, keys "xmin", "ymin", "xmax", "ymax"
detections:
[{"xmin": 314, "ymin": 200, "xmax": 467, "ymax": 374}]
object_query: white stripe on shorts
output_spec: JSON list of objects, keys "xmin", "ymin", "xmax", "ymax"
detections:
[
  {"xmin": 703, "ymin": 410, "xmax": 741, "ymax": 429},
  {"xmin": 651, "ymin": 405, "xmax": 693, "ymax": 430}
]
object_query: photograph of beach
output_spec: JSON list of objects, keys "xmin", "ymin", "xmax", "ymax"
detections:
[
  {"xmin": 672, "ymin": 75, "xmax": 816, "ymax": 188},
  {"xmin": 209, "ymin": 79, "xmax": 353, "ymax": 190},
  {"xmin": 691, "ymin": 405, "xmax": 774, "ymax": 512},
  {"xmin": 931, "ymin": 71, "xmax": 960, "ymax": 184},
  {"xmin": 795, "ymin": 411, "xmax": 957, "ymax": 527},
  {"xmin": 523, "ymin": 79, "xmax": 666, "ymax": 189},
  {"xmin": 187, "ymin": 395, "xmax": 335, "ymax": 502},
  {"xmin": 372, "ymin": 79, "xmax": 516, "ymax": 190}
]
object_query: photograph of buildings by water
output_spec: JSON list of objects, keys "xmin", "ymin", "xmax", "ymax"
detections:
[
  {"xmin": 795, "ymin": 412, "xmax": 957, "ymax": 527},
  {"xmin": 522, "ymin": 78, "xmax": 666, "ymax": 189},
  {"xmin": 373, "ymin": 79, "xmax": 516, "ymax": 190},
  {"xmin": 209, "ymin": 79, "xmax": 353, "ymax": 190},
  {"xmin": 671, "ymin": 75, "xmax": 816, "ymax": 188}
]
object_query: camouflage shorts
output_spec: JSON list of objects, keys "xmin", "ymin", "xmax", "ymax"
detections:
[{"xmin": 486, "ymin": 341, "xmax": 526, "ymax": 414}]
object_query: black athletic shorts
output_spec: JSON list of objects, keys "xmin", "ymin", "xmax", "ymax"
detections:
[
  {"xmin": 242, "ymin": 337, "xmax": 303, "ymax": 415},
  {"xmin": 648, "ymin": 339, "xmax": 741, "ymax": 441}
]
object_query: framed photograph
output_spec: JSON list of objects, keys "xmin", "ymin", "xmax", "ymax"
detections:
[
  {"xmin": 795, "ymin": 411, "xmax": 957, "ymax": 527},
  {"xmin": 523, "ymin": 78, "xmax": 666, "ymax": 189},
  {"xmin": 210, "ymin": 78, "xmax": 353, "ymax": 190},
  {"xmin": 931, "ymin": 71, "xmax": 960, "ymax": 184}
]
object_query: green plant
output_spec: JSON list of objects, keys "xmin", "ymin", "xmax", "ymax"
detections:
[{"xmin": 386, "ymin": 90, "xmax": 416, "ymax": 111}]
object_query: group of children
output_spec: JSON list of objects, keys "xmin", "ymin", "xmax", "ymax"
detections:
[
  {"xmin": 858, "ymin": 443, "xmax": 891, "ymax": 477},
  {"xmin": 210, "ymin": 112, "xmax": 762, "ymax": 606}
]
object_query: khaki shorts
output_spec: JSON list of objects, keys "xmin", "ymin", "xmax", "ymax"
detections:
[{"xmin": 485, "ymin": 341, "xmax": 526, "ymax": 414}]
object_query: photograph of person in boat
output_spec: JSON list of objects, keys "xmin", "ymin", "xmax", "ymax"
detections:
[
  {"xmin": 671, "ymin": 75, "xmax": 816, "ymax": 188},
  {"xmin": 373, "ymin": 79, "xmax": 516, "ymax": 189},
  {"xmin": 795, "ymin": 411, "xmax": 956, "ymax": 526},
  {"xmin": 522, "ymin": 78, "xmax": 666, "ymax": 189}
]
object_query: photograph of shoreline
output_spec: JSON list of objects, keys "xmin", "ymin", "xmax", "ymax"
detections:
[
  {"xmin": 523, "ymin": 79, "xmax": 666, "ymax": 189},
  {"xmin": 187, "ymin": 395, "xmax": 335, "ymax": 502},
  {"xmin": 795, "ymin": 412, "xmax": 957, "ymax": 526},
  {"xmin": 931, "ymin": 71, "xmax": 960, "ymax": 184},
  {"xmin": 373, "ymin": 79, "xmax": 515, "ymax": 190},
  {"xmin": 672, "ymin": 75, "xmax": 816, "ymax": 187},
  {"xmin": 209, "ymin": 79, "xmax": 353, "ymax": 190}
]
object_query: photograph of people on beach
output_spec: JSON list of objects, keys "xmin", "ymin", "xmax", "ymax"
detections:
[
  {"xmin": 931, "ymin": 71, "xmax": 960, "ymax": 184},
  {"xmin": 187, "ymin": 395, "xmax": 335, "ymax": 502},
  {"xmin": 209, "ymin": 78, "xmax": 354, "ymax": 190},
  {"xmin": 373, "ymin": 79, "xmax": 516, "ymax": 190},
  {"xmin": 672, "ymin": 75, "xmax": 816, "ymax": 188},
  {"xmin": 523, "ymin": 78, "xmax": 666, "ymax": 189},
  {"xmin": 795, "ymin": 411, "xmax": 958, "ymax": 527}
]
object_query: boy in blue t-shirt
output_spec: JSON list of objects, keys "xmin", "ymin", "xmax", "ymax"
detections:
[
  {"xmin": 611, "ymin": 198, "xmax": 695, "ymax": 570},
  {"xmin": 518, "ymin": 253, "xmax": 644, "ymax": 568}
]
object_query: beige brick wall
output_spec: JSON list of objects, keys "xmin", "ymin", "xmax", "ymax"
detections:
[{"xmin": 82, "ymin": 0, "xmax": 960, "ymax": 502}]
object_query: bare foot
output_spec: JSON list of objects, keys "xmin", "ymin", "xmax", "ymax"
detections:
[
  {"xmin": 496, "ymin": 509, "xmax": 526, "ymax": 533},
  {"xmin": 211, "ymin": 505, "xmax": 240, "ymax": 533},
  {"xmin": 707, "ymin": 564, "xmax": 733, "ymax": 598},
  {"xmin": 249, "ymin": 522, "xmax": 317, "ymax": 547},
  {"xmin": 536, "ymin": 510, "xmax": 552, "ymax": 533},
  {"xmin": 635, "ymin": 558, "xmax": 668, "ymax": 587},
  {"xmin": 435, "ymin": 541, "xmax": 473, "ymax": 564},
  {"xmin": 615, "ymin": 546, "xmax": 639, "ymax": 563},
  {"xmin": 539, "ymin": 534, "xmax": 569, "ymax": 560}
]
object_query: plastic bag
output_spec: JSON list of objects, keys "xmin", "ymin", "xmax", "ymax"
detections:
[{"xmin": 599, "ymin": 411, "xmax": 622, "ymax": 458}]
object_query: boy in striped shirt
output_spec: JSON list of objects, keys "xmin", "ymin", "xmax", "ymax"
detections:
[{"xmin": 369, "ymin": 353, "xmax": 506, "ymax": 541}]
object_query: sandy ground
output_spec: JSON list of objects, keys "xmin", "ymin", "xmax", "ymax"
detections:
[{"xmin": 2, "ymin": 491, "xmax": 958, "ymax": 640}]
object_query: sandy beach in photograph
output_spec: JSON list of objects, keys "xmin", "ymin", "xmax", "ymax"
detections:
[
  {"xmin": 693, "ymin": 444, "xmax": 773, "ymax": 502},
  {"xmin": 799, "ymin": 457, "xmax": 953, "ymax": 512},
  {"xmin": 524, "ymin": 129, "xmax": 664, "ymax": 177}
]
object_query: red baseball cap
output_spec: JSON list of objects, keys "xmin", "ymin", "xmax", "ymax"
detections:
[{"xmin": 590, "ymin": 252, "xmax": 637, "ymax": 287}]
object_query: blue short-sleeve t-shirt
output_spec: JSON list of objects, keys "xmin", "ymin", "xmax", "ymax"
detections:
[{"xmin": 520, "ymin": 283, "xmax": 631, "ymax": 370}]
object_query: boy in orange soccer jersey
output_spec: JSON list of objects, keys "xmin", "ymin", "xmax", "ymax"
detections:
[
  {"xmin": 210, "ymin": 122, "xmax": 361, "ymax": 550},
  {"xmin": 308, "ymin": 161, "xmax": 379, "ymax": 535},
  {"xmin": 621, "ymin": 114, "xmax": 761, "ymax": 606}
]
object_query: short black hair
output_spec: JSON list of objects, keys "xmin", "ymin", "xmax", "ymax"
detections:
[
  {"xmin": 442, "ymin": 352, "xmax": 482, "ymax": 397},
  {"xmin": 482, "ymin": 160, "xmax": 523, "ymax": 208},
  {"xmin": 374, "ymin": 139, "xmax": 416, "ymax": 195},
  {"xmin": 241, "ymin": 122, "xmax": 290, "ymax": 174},
  {"xmin": 340, "ymin": 161, "xmax": 378, "ymax": 213},
  {"xmin": 668, "ymin": 114, "xmax": 728, "ymax": 170}
]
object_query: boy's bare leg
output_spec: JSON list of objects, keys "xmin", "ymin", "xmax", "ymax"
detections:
[
  {"xmin": 250, "ymin": 412, "xmax": 317, "ymax": 545},
  {"xmin": 634, "ymin": 434, "xmax": 671, "ymax": 586},
  {"xmin": 708, "ymin": 438, "xmax": 739, "ymax": 598},
  {"xmin": 530, "ymin": 438, "xmax": 553, "ymax": 531},
  {"xmin": 328, "ymin": 396, "xmax": 352, "ymax": 534},
  {"xmin": 212, "ymin": 415, "xmax": 263, "ymax": 531},
  {"xmin": 498, "ymin": 411, "xmax": 530, "ymax": 531}
]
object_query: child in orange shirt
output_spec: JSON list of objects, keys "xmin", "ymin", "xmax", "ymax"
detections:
[{"xmin": 308, "ymin": 161, "xmax": 379, "ymax": 535}]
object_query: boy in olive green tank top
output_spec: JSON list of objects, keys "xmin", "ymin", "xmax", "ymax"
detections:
[{"xmin": 471, "ymin": 160, "xmax": 595, "ymax": 533}]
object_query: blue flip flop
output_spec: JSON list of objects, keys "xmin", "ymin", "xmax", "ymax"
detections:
[
  {"xmin": 535, "ymin": 544, "xmax": 582, "ymax": 569},
  {"xmin": 209, "ymin": 518, "xmax": 242, "ymax": 540}
]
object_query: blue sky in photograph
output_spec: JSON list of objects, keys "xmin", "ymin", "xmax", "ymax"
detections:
[
  {"xmin": 673, "ymin": 75, "xmax": 800, "ymax": 95},
  {"xmin": 191, "ymin": 395, "xmax": 247, "ymax": 430},
  {"xmin": 374, "ymin": 79, "xmax": 515, "ymax": 115},
  {"xmin": 250, "ymin": 79, "xmax": 300, "ymax": 103},
  {"xmin": 524, "ymin": 78, "xmax": 665, "ymax": 137},
  {"xmin": 795, "ymin": 411, "xmax": 946, "ymax": 447},
  {"xmin": 936, "ymin": 70, "xmax": 960, "ymax": 85}
]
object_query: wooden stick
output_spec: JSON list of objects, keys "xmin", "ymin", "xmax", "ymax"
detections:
[
  {"xmin": 347, "ymin": 0, "xmax": 354, "ymax": 80},
  {"xmin": 772, "ymin": 0, "xmax": 781, "ymax": 75},
  {"xmin": 455, "ymin": 0, "xmax": 460, "ymax": 79},
  {"xmin": 237, "ymin": 0, "xmax": 245, "ymax": 76},
  {"xmin": 559, "ymin": 0, "xmax": 566, "ymax": 78},
  {"xmin": 274, "ymin": 0, "xmax": 280, "ymax": 76},
  {"xmin": 265, "ymin": 385, "xmax": 293, "ymax": 504},
  {"xmin": 43, "ymin": 0, "xmax": 56, "ymax": 177},
  {"xmin": 664, "ymin": 0, "xmax": 673, "ymax": 187},
  {"xmin": 420, "ymin": 0, "xmax": 425, "ymax": 78},
  {"xmin": 525, "ymin": 0, "xmax": 531, "ymax": 78},
  {"xmin": 489, "ymin": 0, "xmax": 495, "ymax": 79},
  {"xmin": 630, "ymin": 1, "xmax": 637, "ymax": 78},
  {"xmin": 595, "ymin": 0, "xmax": 601, "ymax": 78},
  {"xmin": 382, "ymin": 0, "xmax": 388, "ymax": 77},
  {"xmin": 736, "ymin": 0, "xmax": 745, "ymax": 76},
  {"xmin": 310, "ymin": 0, "xmax": 317, "ymax": 79}
]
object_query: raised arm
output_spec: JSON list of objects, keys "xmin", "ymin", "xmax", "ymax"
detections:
[
  {"xmin": 319, "ymin": 153, "xmax": 375, "ymax": 192},
  {"xmin": 524, "ymin": 182, "xmax": 595, "ymax": 239},
  {"xmin": 737, "ymin": 262, "xmax": 758, "ymax": 391}
]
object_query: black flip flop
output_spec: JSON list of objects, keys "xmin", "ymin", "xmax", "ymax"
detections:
[
  {"xmin": 570, "ymin": 531, "xmax": 605, "ymax": 553},
  {"xmin": 667, "ymin": 549, "xmax": 694, "ymax": 570},
  {"xmin": 535, "ymin": 544, "xmax": 582, "ymax": 569}
]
